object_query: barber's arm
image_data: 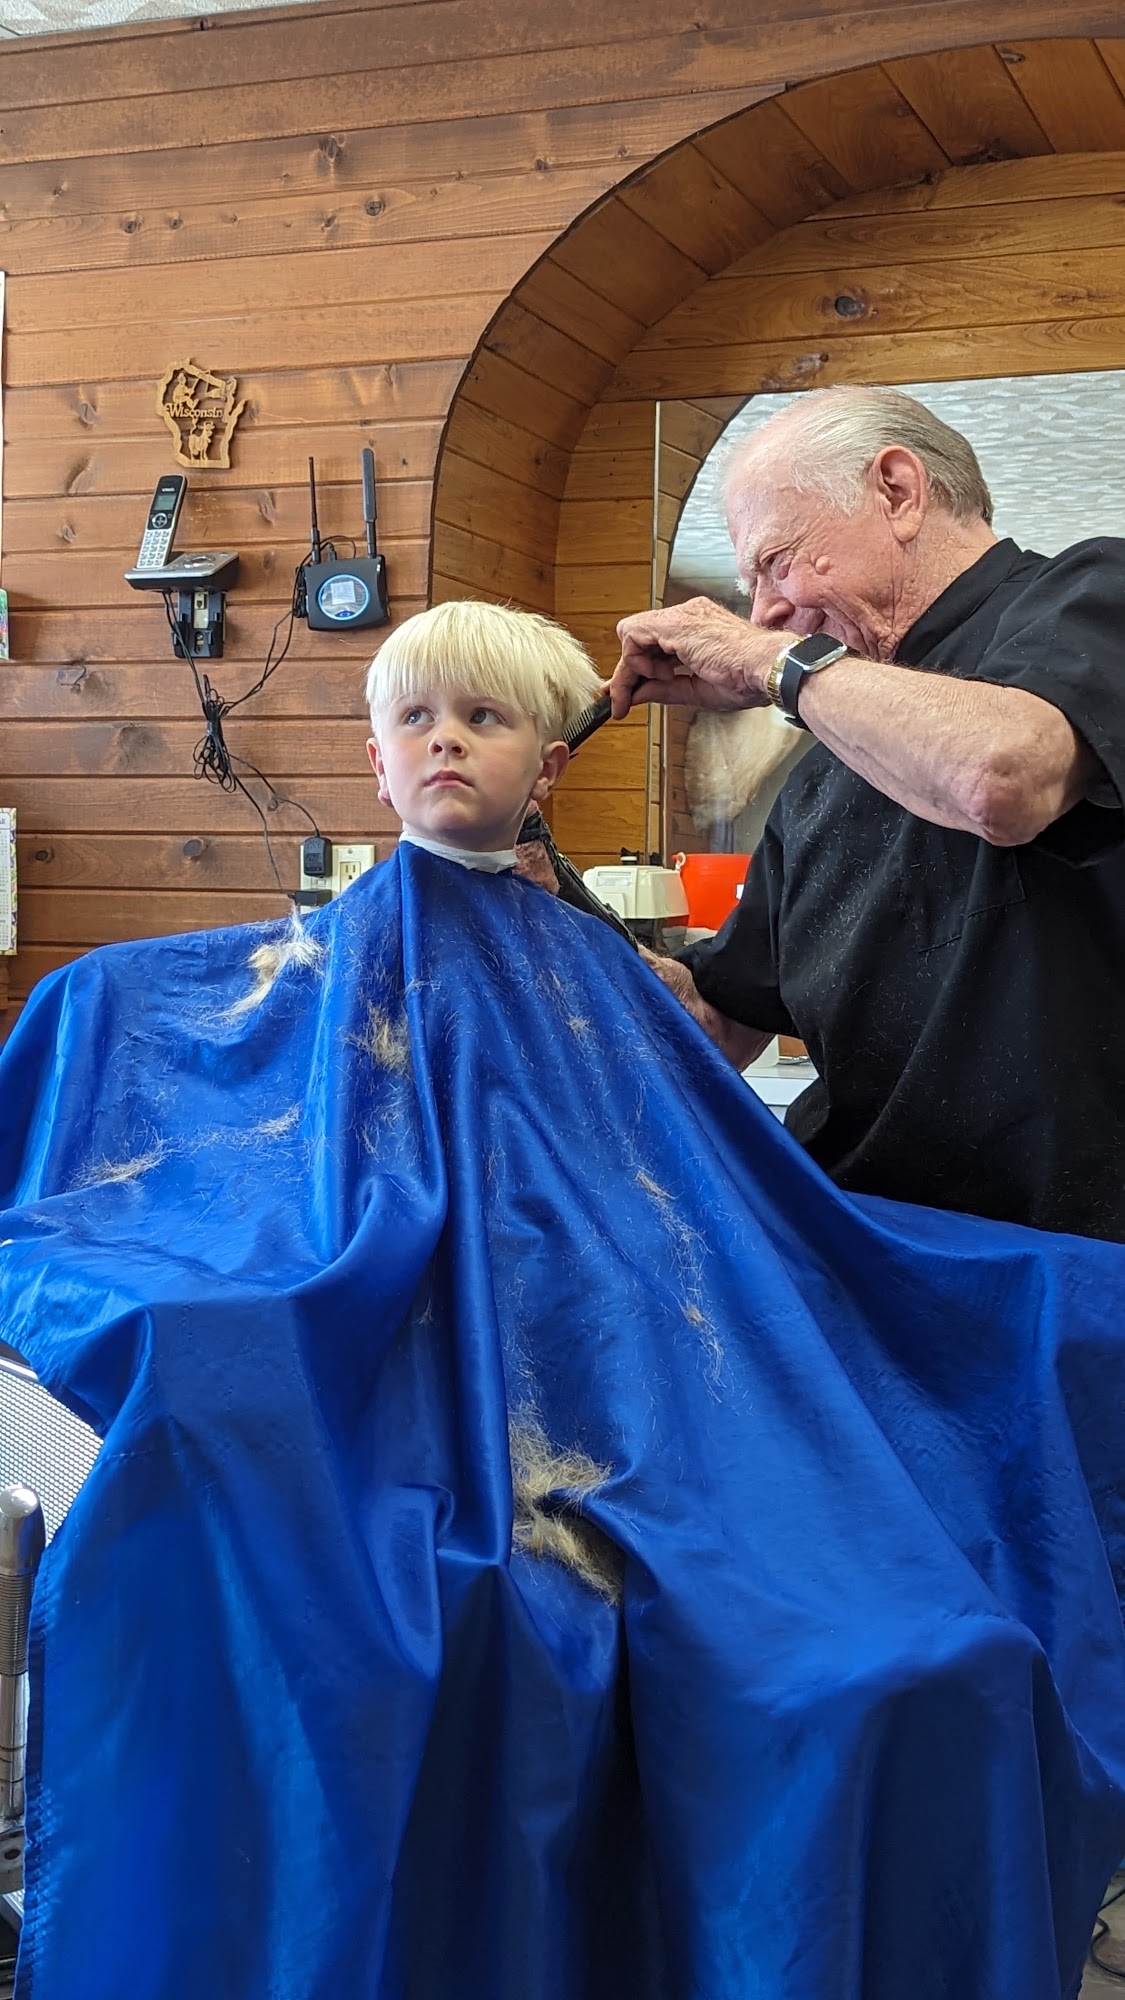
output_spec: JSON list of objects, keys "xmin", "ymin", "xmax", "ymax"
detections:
[{"xmin": 612, "ymin": 599, "xmax": 1102, "ymax": 848}]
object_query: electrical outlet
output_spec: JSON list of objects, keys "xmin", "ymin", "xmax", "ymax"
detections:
[{"xmin": 332, "ymin": 844, "xmax": 375, "ymax": 895}]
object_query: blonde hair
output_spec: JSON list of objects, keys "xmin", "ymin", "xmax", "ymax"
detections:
[
  {"xmin": 365, "ymin": 600, "xmax": 604, "ymax": 742},
  {"xmin": 729, "ymin": 385, "xmax": 993, "ymax": 525}
]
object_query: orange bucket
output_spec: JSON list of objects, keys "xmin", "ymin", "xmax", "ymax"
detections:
[{"xmin": 674, "ymin": 853, "xmax": 751, "ymax": 931}]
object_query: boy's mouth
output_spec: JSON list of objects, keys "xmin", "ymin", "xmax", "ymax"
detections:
[{"xmin": 425, "ymin": 771, "xmax": 472, "ymax": 789}]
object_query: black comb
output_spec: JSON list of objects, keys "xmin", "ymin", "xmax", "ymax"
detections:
[{"xmin": 563, "ymin": 692, "xmax": 612, "ymax": 752}]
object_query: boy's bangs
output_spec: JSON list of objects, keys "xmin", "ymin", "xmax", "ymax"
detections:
[{"xmin": 377, "ymin": 631, "xmax": 539, "ymax": 723}]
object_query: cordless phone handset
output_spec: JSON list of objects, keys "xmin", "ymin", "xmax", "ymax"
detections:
[{"xmin": 136, "ymin": 474, "xmax": 187, "ymax": 570}]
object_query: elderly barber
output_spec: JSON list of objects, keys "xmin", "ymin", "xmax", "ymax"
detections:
[{"xmin": 612, "ymin": 385, "xmax": 1125, "ymax": 1240}]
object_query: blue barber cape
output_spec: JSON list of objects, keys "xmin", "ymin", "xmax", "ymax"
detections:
[{"xmin": 0, "ymin": 843, "xmax": 1122, "ymax": 2000}]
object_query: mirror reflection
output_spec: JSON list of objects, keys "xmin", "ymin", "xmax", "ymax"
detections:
[{"xmin": 655, "ymin": 370, "xmax": 1125, "ymax": 864}]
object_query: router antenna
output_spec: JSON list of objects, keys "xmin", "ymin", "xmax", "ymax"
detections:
[
  {"xmin": 361, "ymin": 447, "xmax": 378, "ymax": 560},
  {"xmin": 308, "ymin": 456, "xmax": 322, "ymax": 564}
]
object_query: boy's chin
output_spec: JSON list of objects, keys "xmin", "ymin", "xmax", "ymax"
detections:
[{"xmin": 411, "ymin": 805, "xmax": 525, "ymax": 852}]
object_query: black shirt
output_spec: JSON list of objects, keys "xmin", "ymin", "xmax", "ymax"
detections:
[{"xmin": 681, "ymin": 538, "xmax": 1125, "ymax": 1240}]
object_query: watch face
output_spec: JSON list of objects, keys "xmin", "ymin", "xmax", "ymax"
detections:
[{"xmin": 791, "ymin": 633, "xmax": 848, "ymax": 670}]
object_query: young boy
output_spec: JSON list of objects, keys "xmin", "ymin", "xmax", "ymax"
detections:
[{"xmin": 363, "ymin": 598, "xmax": 604, "ymax": 867}]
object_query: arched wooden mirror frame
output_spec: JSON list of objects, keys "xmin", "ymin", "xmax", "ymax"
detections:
[{"xmin": 431, "ymin": 30, "xmax": 1125, "ymax": 870}]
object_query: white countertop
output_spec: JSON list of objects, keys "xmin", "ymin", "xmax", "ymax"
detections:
[{"xmin": 742, "ymin": 1041, "xmax": 816, "ymax": 1120}]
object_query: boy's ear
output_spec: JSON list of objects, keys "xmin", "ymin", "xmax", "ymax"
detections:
[
  {"xmin": 366, "ymin": 737, "xmax": 393, "ymax": 807},
  {"xmin": 530, "ymin": 740, "xmax": 569, "ymax": 804}
]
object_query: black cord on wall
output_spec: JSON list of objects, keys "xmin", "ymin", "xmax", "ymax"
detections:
[{"xmin": 164, "ymin": 559, "xmax": 322, "ymax": 894}]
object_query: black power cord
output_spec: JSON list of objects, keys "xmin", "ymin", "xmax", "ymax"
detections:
[{"xmin": 164, "ymin": 559, "xmax": 322, "ymax": 894}]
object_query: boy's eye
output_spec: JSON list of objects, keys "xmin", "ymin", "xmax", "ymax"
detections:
[
  {"xmin": 402, "ymin": 706, "xmax": 429, "ymax": 725},
  {"xmin": 469, "ymin": 705, "xmax": 503, "ymax": 725}
]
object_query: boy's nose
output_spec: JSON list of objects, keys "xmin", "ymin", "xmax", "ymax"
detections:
[{"xmin": 428, "ymin": 729, "xmax": 466, "ymax": 756}]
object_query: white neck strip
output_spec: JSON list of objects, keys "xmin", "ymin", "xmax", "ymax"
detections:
[{"xmin": 400, "ymin": 831, "xmax": 518, "ymax": 874}]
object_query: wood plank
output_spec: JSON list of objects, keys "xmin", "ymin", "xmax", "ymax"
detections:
[
  {"xmin": 562, "ymin": 448, "xmax": 654, "ymax": 502},
  {"xmin": 0, "ymin": 91, "xmax": 757, "ymax": 224},
  {"xmin": 826, "ymin": 148, "xmax": 1125, "ymax": 215},
  {"xmin": 433, "ymin": 450, "xmax": 562, "ymax": 564},
  {"xmin": 2, "ymin": 362, "xmax": 462, "ymax": 444},
  {"xmin": 2, "ymin": 775, "xmax": 396, "ymax": 834},
  {"xmin": 728, "ymin": 187, "xmax": 1125, "ymax": 274},
  {"xmin": 556, "ymin": 724, "xmax": 647, "ymax": 789},
  {"xmin": 637, "ymin": 247, "xmax": 1125, "ymax": 351},
  {"xmin": 552, "ymin": 788, "xmax": 646, "ymax": 853},
  {"xmin": 4, "ymin": 423, "xmax": 444, "ymax": 498},
  {"xmin": 6, "ymin": 947, "xmax": 87, "ymax": 999},
  {"xmin": 777, "ymin": 65, "xmax": 951, "ymax": 191},
  {"xmin": 619, "ymin": 141, "xmax": 774, "ymax": 273},
  {"xmin": 458, "ymin": 348, "xmax": 589, "ymax": 451},
  {"xmin": 550, "ymin": 198, "xmax": 707, "ymax": 327},
  {"xmin": 554, "ymin": 497, "xmax": 653, "ymax": 563},
  {"xmin": 15, "ymin": 830, "xmax": 399, "ymax": 892},
  {"xmin": 997, "ymin": 40, "xmax": 1125, "ymax": 154},
  {"xmin": 1, "ymin": 540, "xmax": 429, "ymax": 610},
  {"xmin": 658, "ymin": 399, "xmax": 728, "ymax": 457},
  {"xmin": 692, "ymin": 98, "xmax": 850, "ymax": 224},
  {"xmin": 2, "ymin": 719, "xmax": 400, "ymax": 779},
  {"xmin": 556, "ymin": 563, "xmax": 652, "ymax": 615},
  {"xmin": 428, "ymin": 522, "xmax": 554, "ymax": 610},
  {"xmin": 0, "ymin": 662, "xmax": 382, "ymax": 721},
  {"xmin": 884, "ymin": 47, "xmax": 1050, "ymax": 163},
  {"xmin": 0, "ymin": 0, "xmax": 778, "ymax": 114},
  {"xmin": 0, "ymin": 168, "xmax": 625, "ymax": 282},
  {"xmin": 18, "ymin": 890, "xmax": 295, "ymax": 945},
  {"xmin": 5, "ymin": 301, "xmax": 504, "ymax": 390},
  {"xmin": 570, "ymin": 401, "xmax": 655, "ymax": 450},
  {"xmin": 516, "ymin": 255, "xmax": 647, "ymax": 361},
  {"xmin": 441, "ymin": 400, "xmax": 572, "ymax": 502},
  {"xmin": 8, "ymin": 600, "xmax": 426, "ymax": 665},
  {"xmin": 9, "ymin": 235, "xmax": 553, "ymax": 335},
  {"xmin": 609, "ymin": 310, "xmax": 1125, "ymax": 400},
  {"xmin": 0, "ymin": 38, "xmax": 773, "ymax": 166},
  {"xmin": 3, "ymin": 480, "xmax": 432, "ymax": 558},
  {"xmin": 485, "ymin": 301, "xmax": 615, "ymax": 408}
]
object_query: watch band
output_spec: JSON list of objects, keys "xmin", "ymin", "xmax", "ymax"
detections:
[{"xmin": 776, "ymin": 637, "xmax": 849, "ymax": 728}]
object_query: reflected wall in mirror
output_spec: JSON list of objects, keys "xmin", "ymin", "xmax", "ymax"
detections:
[{"xmin": 655, "ymin": 370, "xmax": 1125, "ymax": 862}]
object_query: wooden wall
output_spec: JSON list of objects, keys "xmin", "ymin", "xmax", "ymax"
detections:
[{"xmin": 3, "ymin": 6, "xmax": 1125, "ymax": 1024}]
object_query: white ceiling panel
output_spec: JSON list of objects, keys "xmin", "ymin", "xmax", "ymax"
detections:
[{"xmin": 0, "ymin": 0, "xmax": 306, "ymax": 36}]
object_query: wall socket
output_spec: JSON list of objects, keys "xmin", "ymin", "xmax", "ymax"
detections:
[{"xmin": 299, "ymin": 842, "xmax": 376, "ymax": 897}]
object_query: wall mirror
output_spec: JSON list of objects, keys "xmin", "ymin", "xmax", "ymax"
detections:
[{"xmin": 653, "ymin": 371, "xmax": 1125, "ymax": 867}]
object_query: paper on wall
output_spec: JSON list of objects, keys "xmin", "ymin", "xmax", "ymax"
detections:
[{"xmin": 0, "ymin": 809, "xmax": 14, "ymax": 955}]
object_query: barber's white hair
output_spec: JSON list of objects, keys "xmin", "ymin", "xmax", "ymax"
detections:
[
  {"xmin": 729, "ymin": 385, "xmax": 993, "ymax": 525},
  {"xmin": 365, "ymin": 600, "xmax": 604, "ymax": 741}
]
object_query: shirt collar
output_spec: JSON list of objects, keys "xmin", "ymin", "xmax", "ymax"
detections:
[{"xmin": 898, "ymin": 538, "xmax": 1025, "ymax": 664}]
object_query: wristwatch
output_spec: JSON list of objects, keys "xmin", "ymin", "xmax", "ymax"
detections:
[{"xmin": 768, "ymin": 634, "xmax": 849, "ymax": 728}]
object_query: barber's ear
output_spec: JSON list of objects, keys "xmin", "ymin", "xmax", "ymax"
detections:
[
  {"xmin": 871, "ymin": 446, "xmax": 926, "ymax": 545},
  {"xmin": 366, "ymin": 737, "xmax": 393, "ymax": 806},
  {"xmin": 530, "ymin": 740, "xmax": 569, "ymax": 803}
]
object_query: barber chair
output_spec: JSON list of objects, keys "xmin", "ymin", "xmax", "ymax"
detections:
[{"xmin": 0, "ymin": 1347, "xmax": 101, "ymax": 1937}]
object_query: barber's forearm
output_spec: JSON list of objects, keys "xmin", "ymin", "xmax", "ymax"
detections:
[{"xmin": 797, "ymin": 656, "xmax": 1095, "ymax": 845}]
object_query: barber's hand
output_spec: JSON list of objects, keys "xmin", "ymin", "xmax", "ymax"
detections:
[
  {"xmin": 640, "ymin": 946, "xmax": 770, "ymax": 1070},
  {"xmin": 610, "ymin": 597, "xmax": 795, "ymax": 719}
]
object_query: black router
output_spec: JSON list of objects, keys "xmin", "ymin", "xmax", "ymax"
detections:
[{"xmin": 302, "ymin": 448, "xmax": 390, "ymax": 632}]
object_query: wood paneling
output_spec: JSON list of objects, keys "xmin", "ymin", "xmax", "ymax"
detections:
[
  {"xmin": 4, "ymin": 9, "xmax": 1125, "ymax": 1016},
  {"xmin": 611, "ymin": 151, "xmax": 1125, "ymax": 398}
]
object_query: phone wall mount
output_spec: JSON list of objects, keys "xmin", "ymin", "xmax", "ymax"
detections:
[
  {"xmin": 124, "ymin": 479, "xmax": 240, "ymax": 659},
  {"xmin": 125, "ymin": 551, "xmax": 240, "ymax": 660},
  {"xmin": 301, "ymin": 449, "xmax": 390, "ymax": 632}
]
